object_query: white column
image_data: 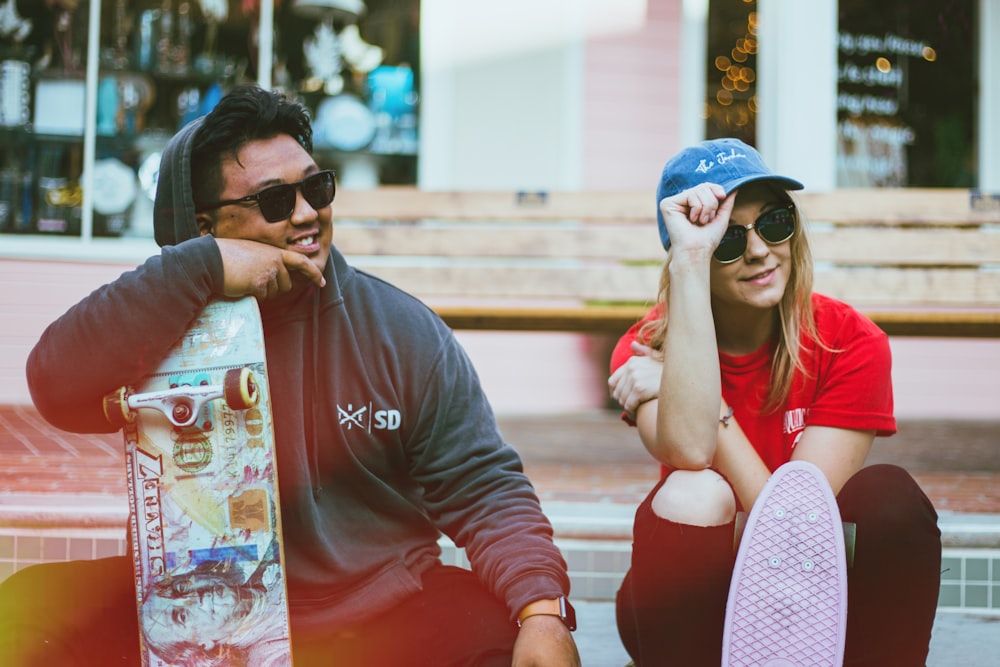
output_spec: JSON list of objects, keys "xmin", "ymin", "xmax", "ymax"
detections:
[
  {"xmin": 979, "ymin": 0, "xmax": 1000, "ymax": 190},
  {"xmin": 418, "ymin": 0, "xmax": 587, "ymax": 190},
  {"xmin": 756, "ymin": 0, "xmax": 837, "ymax": 191},
  {"xmin": 257, "ymin": 0, "xmax": 274, "ymax": 90},
  {"xmin": 679, "ymin": 0, "xmax": 708, "ymax": 147},
  {"xmin": 416, "ymin": 0, "xmax": 458, "ymax": 188},
  {"xmin": 80, "ymin": 0, "xmax": 103, "ymax": 242}
]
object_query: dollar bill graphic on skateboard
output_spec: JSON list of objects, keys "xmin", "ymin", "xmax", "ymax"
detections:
[{"xmin": 104, "ymin": 297, "xmax": 292, "ymax": 666}]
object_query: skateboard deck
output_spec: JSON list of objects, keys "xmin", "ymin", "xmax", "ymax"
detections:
[
  {"xmin": 105, "ymin": 297, "xmax": 292, "ymax": 667},
  {"xmin": 722, "ymin": 460, "xmax": 848, "ymax": 667}
]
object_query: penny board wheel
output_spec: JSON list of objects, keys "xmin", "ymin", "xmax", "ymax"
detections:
[
  {"xmin": 224, "ymin": 367, "xmax": 259, "ymax": 410},
  {"xmin": 103, "ymin": 386, "xmax": 134, "ymax": 428}
]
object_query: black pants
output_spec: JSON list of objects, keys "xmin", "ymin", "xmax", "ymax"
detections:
[
  {"xmin": 616, "ymin": 464, "xmax": 942, "ymax": 666},
  {"xmin": 0, "ymin": 559, "xmax": 516, "ymax": 667}
]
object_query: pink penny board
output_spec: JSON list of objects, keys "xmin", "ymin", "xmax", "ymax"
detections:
[
  {"xmin": 722, "ymin": 460, "xmax": 847, "ymax": 667},
  {"xmin": 110, "ymin": 297, "xmax": 292, "ymax": 666}
]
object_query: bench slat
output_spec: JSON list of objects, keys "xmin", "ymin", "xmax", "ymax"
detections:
[
  {"xmin": 335, "ymin": 188, "xmax": 1000, "ymax": 225},
  {"xmin": 430, "ymin": 305, "xmax": 1000, "ymax": 337},
  {"xmin": 434, "ymin": 305, "xmax": 650, "ymax": 334},
  {"xmin": 796, "ymin": 188, "xmax": 1000, "ymax": 224},
  {"xmin": 353, "ymin": 262, "xmax": 661, "ymax": 303},
  {"xmin": 337, "ymin": 223, "xmax": 663, "ymax": 261},
  {"xmin": 809, "ymin": 227, "xmax": 1000, "ymax": 265},
  {"xmin": 335, "ymin": 189, "xmax": 653, "ymax": 221},
  {"xmin": 814, "ymin": 267, "xmax": 1000, "ymax": 306},
  {"xmin": 339, "ymin": 223, "xmax": 1000, "ymax": 266},
  {"xmin": 354, "ymin": 262, "xmax": 999, "ymax": 308}
]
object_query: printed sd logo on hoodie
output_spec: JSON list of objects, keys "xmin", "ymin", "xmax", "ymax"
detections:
[{"xmin": 337, "ymin": 402, "xmax": 401, "ymax": 432}]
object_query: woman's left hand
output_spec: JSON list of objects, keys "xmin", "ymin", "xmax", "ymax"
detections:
[{"xmin": 609, "ymin": 341, "xmax": 664, "ymax": 418}]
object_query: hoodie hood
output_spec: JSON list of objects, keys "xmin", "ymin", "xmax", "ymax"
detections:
[{"xmin": 154, "ymin": 117, "xmax": 206, "ymax": 247}]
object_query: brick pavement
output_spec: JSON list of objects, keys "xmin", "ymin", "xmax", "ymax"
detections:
[
  {"xmin": 498, "ymin": 411, "xmax": 1000, "ymax": 514},
  {"xmin": 0, "ymin": 405, "xmax": 997, "ymax": 515}
]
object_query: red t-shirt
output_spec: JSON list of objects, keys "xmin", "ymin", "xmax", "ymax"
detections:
[{"xmin": 610, "ymin": 293, "xmax": 896, "ymax": 472}]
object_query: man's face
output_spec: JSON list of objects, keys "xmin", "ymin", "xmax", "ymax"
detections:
[{"xmin": 201, "ymin": 134, "xmax": 334, "ymax": 282}]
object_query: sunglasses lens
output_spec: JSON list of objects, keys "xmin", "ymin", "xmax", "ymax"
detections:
[
  {"xmin": 757, "ymin": 207, "xmax": 795, "ymax": 244},
  {"xmin": 254, "ymin": 172, "xmax": 335, "ymax": 222},
  {"xmin": 302, "ymin": 171, "xmax": 336, "ymax": 210},
  {"xmin": 714, "ymin": 227, "xmax": 747, "ymax": 263},
  {"xmin": 712, "ymin": 206, "xmax": 796, "ymax": 263},
  {"xmin": 257, "ymin": 185, "xmax": 297, "ymax": 222}
]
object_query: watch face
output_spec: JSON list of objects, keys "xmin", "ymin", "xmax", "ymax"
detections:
[{"xmin": 313, "ymin": 94, "xmax": 376, "ymax": 152}]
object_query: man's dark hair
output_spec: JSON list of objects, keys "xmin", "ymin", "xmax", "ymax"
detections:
[{"xmin": 190, "ymin": 85, "xmax": 314, "ymax": 212}]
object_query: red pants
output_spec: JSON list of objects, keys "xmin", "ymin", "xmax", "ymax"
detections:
[{"xmin": 617, "ymin": 464, "xmax": 942, "ymax": 666}]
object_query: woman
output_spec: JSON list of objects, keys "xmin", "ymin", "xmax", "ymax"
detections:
[{"xmin": 608, "ymin": 138, "xmax": 941, "ymax": 666}]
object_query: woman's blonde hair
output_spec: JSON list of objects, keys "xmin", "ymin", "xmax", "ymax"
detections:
[{"xmin": 640, "ymin": 189, "xmax": 823, "ymax": 412}]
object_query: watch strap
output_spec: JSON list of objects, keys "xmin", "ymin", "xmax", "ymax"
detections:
[{"xmin": 516, "ymin": 597, "xmax": 577, "ymax": 631}]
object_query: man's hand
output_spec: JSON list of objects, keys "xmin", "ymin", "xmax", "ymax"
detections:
[
  {"xmin": 608, "ymin": 341, "xmax": 663, "ymax": 418},
  {"xmin": 512, "ymin": 615, "xmax": 580, "ymax": 667},
  {"xmin": 215, "ymin": 238, "xmax": 326, "ymax": 300}
]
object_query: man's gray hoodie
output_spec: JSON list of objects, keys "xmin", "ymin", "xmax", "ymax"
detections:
[{"xmin": 26, "ymin": 119, "xmax": 569, "ymax": 631}]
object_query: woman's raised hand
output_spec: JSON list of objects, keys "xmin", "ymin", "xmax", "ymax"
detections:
[{"xmin": 659, "ymin": 183, "xmax": 736, "ymax": 260}]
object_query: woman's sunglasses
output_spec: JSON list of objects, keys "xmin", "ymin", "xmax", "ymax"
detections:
[
  {"xmin": 197, "ymin": 170, "xmax": 337, "ymax": 223},
  {"xmin": 714, "ymin": 204, "xmax": 796, "ymax": 264}
]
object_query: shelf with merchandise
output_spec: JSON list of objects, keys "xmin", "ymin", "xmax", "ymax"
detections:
[{"xmin": 0, "ymin": 0, "xmax": 420, "ymax": 257}]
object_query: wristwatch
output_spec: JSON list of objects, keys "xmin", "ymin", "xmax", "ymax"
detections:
[{"xmin": 516, "ymin": 596, "xmax": 577, "ymax": 631}]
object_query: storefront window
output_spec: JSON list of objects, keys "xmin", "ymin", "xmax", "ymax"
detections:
[
  {"xmin": 0, "ymin": 0, "xmax": 419, "ymax": 240},
  {"xmin": 704, "ymin": 0, "xmax": 757, "ymax": 145},
  {"xmin": 703, "ymin": 0, "xmax": 977, "ymax": 189},
  {"xmin": 837, "ymin": 0, "xmax": 975, "ymax": 187}
]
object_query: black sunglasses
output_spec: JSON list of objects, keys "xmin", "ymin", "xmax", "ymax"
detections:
[
  {"xmin": 197, "ymin": 170, "xmax": 337, "ymax": 223},
  {"xmin": 714, "ymin": 204, "xmax": 796, "ymax": 264}
]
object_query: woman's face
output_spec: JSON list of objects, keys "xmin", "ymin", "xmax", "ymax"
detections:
[
  {"xmin": 142, "ymin": 573, "xmax": 246, "ymax": 652},
  {"xmin": 709, "ymin": 183, "xmax": 793, "ymax": 312}
]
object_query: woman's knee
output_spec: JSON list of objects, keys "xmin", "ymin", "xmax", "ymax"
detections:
[
  {"xmin": 839, "ymin": 464, "xmax": 941, "ymax": 569},
  {"xmin": 651, "ymin": 469, "xmax": 736, "ymax": 526},
  {"xmin": 840, "ymin": 464, "xmax": 938, "ymax": 525}
]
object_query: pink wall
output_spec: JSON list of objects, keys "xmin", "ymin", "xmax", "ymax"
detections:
[
  {"xmin": 0, "ymin": 259, "xmax": 135, "ymax": 405},
  {"xmin": 582, "ymin": 0, "xmax": 682, "ymax": 190}
]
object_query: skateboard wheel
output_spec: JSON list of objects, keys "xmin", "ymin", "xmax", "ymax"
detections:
[
  {"xmin": 102, "ymin": 387, "xmax": 134, "ymax": 428},
  {"xmin": 224, "ymin": 367, "xmax": 259, "ymax": 410}
]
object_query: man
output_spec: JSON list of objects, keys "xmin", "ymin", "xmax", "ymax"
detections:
[{"xmin": 1, "ymin": 85, "xmax": 580, "ymax": 666}]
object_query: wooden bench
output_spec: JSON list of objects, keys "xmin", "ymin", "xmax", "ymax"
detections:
[{"xmin": 332, "ymin": 188, "xmax": 1000, "ymax": 338}]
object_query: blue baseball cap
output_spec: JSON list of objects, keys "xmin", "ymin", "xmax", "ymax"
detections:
[{"xmin": 656, "ymin": 138, "xmax": 804, "ymax": 250}]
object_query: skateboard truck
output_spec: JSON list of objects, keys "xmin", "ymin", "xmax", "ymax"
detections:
[{"xmin": 104, "ymin": 367, "xmax": 259, "ymax": 430}]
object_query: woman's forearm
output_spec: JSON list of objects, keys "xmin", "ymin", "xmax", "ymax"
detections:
[{"xmin": 655, "ymin": 253, "xmax": 722, "ymax": 469}]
